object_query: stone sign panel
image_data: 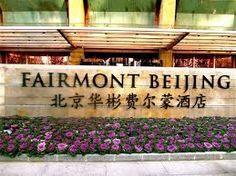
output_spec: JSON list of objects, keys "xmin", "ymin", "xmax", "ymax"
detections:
[{"xmin": 0, "ymin": 64, "xmax": 235, "ymax": 118}]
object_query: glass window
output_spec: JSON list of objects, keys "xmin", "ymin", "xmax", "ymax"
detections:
[
  {"xmin": 194, "ymin": 55, "xmax": 214, "ymax": 68},
  {"xmin": 215, "ymin": 56, "xmax": 233, "ymax": 68},
  {"xmin": 4, "ymin": 52, "xmax": 68, "ymax": 65},
  {"xmin": 174, "ymin": 54, "xmax": 193, "ymax": 67}
]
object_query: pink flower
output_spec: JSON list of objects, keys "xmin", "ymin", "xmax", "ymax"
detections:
[
  {"xmin": 112, "ymin": 123, "xmax": 121, "ymax": 129},
  {"xmin": 111, "ymin": 144, "xmax": 120, "ymax": 151},
  {"xmin": 37, "ymin": 142, "xmax": 46, "ymax": 152},
  {"xmin": 144, "ymin": 143, "xmax": 153, "ymax": 152},
  {"xmin": 212, "ymin": 142, "xmax": 221, "ymax": 149},
  {"xmin": 69, "ymin": 144, "xmax": 78, "ymax": 153},
  {"xmin": 112, "ymin": 138, "xmax": 121, "ymax": 145},
  {"xmin": 155, "ymin": 143, "xmax": 165, "ymax": 152},
  {"xmin": 204, "ymin": 142, "xmax": 213, "ymax": 150},
  {"xmin": 45, "ymin": 132, "xmax": 52, "ymax": 140},
  {"xmin": 47, "ymin": 143, "xmax": 55, "ymax": 152},
  {"xmin": 65, "ymin": 132, "xmax": 74, "ymax": 138},
  {"xmin": 135, "ymin": 145, "xmax": 143, "ymax": 152},
  {"xmin": 108, "ymin": 132, "xmax": 116, "ymax": 138},
  {"xmin": 7, "ymin": 144, "xmax": 15, "ymax": 152},
  {"xmin": 80, "ymin": 143, "xmax": 88, "ymax": 152},
  {"xmin": 123, "ymin": 144, "xmax": 132, "ymax": 152},
  {"xmin": 57, "ymin": 143, "xmax": 68, "ymax": 152},
  {"xmin": 100, "ymin": 143, "xmax": 109, "ymax": 151},
  {"xmin": 167, "ymin": 145, "xmax": 177, "ymax": 153}
]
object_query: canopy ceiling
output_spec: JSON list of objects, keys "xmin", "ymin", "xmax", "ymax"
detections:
[{"xmin": 0, "ymin": 26, "xmax": 236, "ymax": 53}]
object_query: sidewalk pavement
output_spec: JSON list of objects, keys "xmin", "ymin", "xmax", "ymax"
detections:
[{"xmin": 0, "ymin": 160, "xmax": 235, "ymax": 176}]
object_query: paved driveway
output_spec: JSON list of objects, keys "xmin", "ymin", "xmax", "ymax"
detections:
[{"xmin": 0, "ymin": 160, "xmax": 235, "ymax": 176}]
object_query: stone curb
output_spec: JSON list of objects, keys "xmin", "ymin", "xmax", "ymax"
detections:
[{"xmin": 0, "ymin": 152, "xmax": 235, "ymax": 162}]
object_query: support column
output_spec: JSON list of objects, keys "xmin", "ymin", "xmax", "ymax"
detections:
[
  {"xmin": 68, "ymin": 0, "xmax": 85, "ymax": 26},
  {"xmin": 160, "ymin": 49, "xmax": 173, "ymax": 67},
  {"xmin": 69, "ymin": 48, "xmax": 84, "ymax": 65},
  {"xmin": 159, "ymin": 0, "xmax": 176, "ymax": 28},
  {"xmin": 159, "ymin": 0, "xmax": 176, "ymax": 67},
  {"xmin": 68, "ymin": 0, "xmax": 85, "ymax": 64}
]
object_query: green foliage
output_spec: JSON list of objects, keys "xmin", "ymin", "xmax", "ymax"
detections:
[
  {"xmin": 89, "ymin": 0, "xmax": 156, "ymax": 12},
  {"xmin": 177, "ymin": 0, "xmax": 236, "ymax": 14},
  {"xmin": 0, "ymin": 0, "xmax": 66, "ymax": 11}
]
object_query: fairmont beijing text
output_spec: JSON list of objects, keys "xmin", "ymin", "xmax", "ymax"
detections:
[{"xmin": 21, "ymin": 72, "xmax": 231, "ymax": 92}]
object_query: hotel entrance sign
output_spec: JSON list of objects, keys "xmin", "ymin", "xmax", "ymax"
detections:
[{"xmin": 0, "ymin": 65, "xmax": 235, "ymax": 118}]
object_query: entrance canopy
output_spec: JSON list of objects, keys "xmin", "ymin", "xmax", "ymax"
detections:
[{"xmin": 0, "ymin": 26, "xmax": 236, "ymax": 53}]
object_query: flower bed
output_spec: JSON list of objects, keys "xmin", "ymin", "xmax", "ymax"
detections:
[{"xmin": 0, "ymin": 116, "xmax": 235, "ymax": 157}]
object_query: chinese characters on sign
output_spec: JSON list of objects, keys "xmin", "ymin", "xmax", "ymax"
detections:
[
  {"xmin": 21, "ymin": 71, "xmax": 231, "ymax": 113},
  {"xmin": 51, "ymin": 93, "xmax": 206, "ymax": 109}
]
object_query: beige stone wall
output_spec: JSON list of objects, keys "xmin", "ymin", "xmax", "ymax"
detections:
[{"xmin": 0, "ymin": 64, "xmax": 236, "ymax": 118}]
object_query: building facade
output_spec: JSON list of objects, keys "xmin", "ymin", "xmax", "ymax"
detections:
[{"xmin": 0, "ymin": 0, "xmax": 236, "ymax": 68}]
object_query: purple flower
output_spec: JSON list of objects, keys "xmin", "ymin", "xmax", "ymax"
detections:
[
  {"xmin": 37, "ymin": 142, "xmax": 46, "ymax": 152},
  {"xmin": 8, "ymin": 139, "xmax": 16, "ymax": 144},
  {"xmin": 112, "ymin": 138, "xmax": 121, "ymax": 145},
  {"xmin": 74, "ymin": 140, "xmax": 81, "ymax": 146},
  {"xmin": 223, "ymin": 143, "xmax": 230, "ymax": 149},
  {"xmin": 155, "ymin": 143, "xmax": 165, "ymax": 152},
  {"xmin": 112, "ymin": 123, "xmax": 121, "ymax": 129},
  {"xmin": 212, "ymin": 142, "xmax": 221, "ymax": 149},
  {"xmin": 65, "ymin": 131, "xmax": 74, "ymax": 138},
  {"xmin": 119, "ymin": 132, "xmax": 126, "ymax": 138},
  {"xmin": 204, "ymin": 142, "xmax": 213, "ymax": 150},
  {"xmin": 221, "ymin": 138, "xmax": 229, "ymax": 143},
  {"xmin": 16, "ymin": 134, "xmax": 24, "ymax": 140},
  {"xmin": 100, "ymin": 143, "xmax": 109, "ymax": 151},
  {"xmin": 93, "ymin": 138, "xmax": 101, "ymax": 144},
  {"xmin": 123, "ymin": 144, "xmax": 132, "ymax": 152},
  {"xmin": 187, "ymin": 143, "xmax": 195, "ymax": 149},
  {"xmin": 167, "ymin": 136, "xmax": 175, "ymax": 142},
  {"xmin": 108, "ymin": 132, "xmax": 116, "ymax": 139},
  {"xmin": 186, "ymin": 137, "xmax": 192, "ymax": 143},
  {"xmin": 135, "ymin": 145, "xmax": 143, "ymax": 152},
  {"xmin": 212, "ymin": 138, "xmax": 218, "ymax": 143},
  {"xmin": 232, "ymin": 142, "xmax": 236, "ymax": 149},
  {"xmin": 111, "ymin": 144, "xmax": 120, "ymax": 151},
  {"xmin": 7, "ymin": 144, "xmax": 15, "ymax": 152},
  {"xmin": 196, "ymin": 143, "xmax": 203, "ymax": 149},
  {"xmin": 104, "ymin": 139, "xmax": 112, "ymax": 145},
  {"xmin": 80, "ymin": 143, "xmax": 88, "ymax": 152},
  {"xmin": 143, "ymin": 124, "xmax": 149, "ymax": 130},
  {"xmin": 0, "ymin": 143, "xmax": 3, "ymax": 151},
  {"xmin": 180, "ymin": 143, "xmax": 187, "ymax": 150},
  {"xmin": 47, "ymin": 143, "xmax": 55, "ymax": 152},
  {"xmin": 207, "ymin": 132, "xmax": 213, "ymax": 138},
  {"xmin": 129, "ymin": 137, "xmax": 136, "ymax": 144},
  {"xmin": 148, "ymin": 134, "xmax": 155, "ymax": 139},
  {"xmin": 167, "ymin": 145, "xmax": 177, "ymax": 153},
  {"xmin": 177, "ymin": 139, "xmax": 185, "ymax": 144},
  {"xmin": 19, "ymin": 143, "xmax": 28, "ymax": 151},
  {"xmin": 88, "ymin": 131, "xmax": 96, "ymax": 137},
  {"xmin": 144, "ymin": 143, "xmax": 153, "ymax": 153},
  {"xmin": 69, "ymin": 144, "xmax": 78, "ymax": 153},
  {"xmin": 27, "ymin": 135, "xmax": 33, "ymax": 139},
  {"xmin": 89, "ymin": 144, "xmax": 96, "ymax": 152},
  {"xmin": 158, "ymin": 138, "xmax": 165, "ymax": 143},
  {"xmin": 215, "ymin": 134, "xmax": 222, "ymax": 139},
  {"xmin": 4, "ymin": 135, "xmax": 11, "ymax": 140},
  {"xmin": 45, "ymin": 132, "xmax": 52, "ymax": 140},
  {"xmin": 57, "ymin": 143, "xmax": 68, "ymax": 152}
]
